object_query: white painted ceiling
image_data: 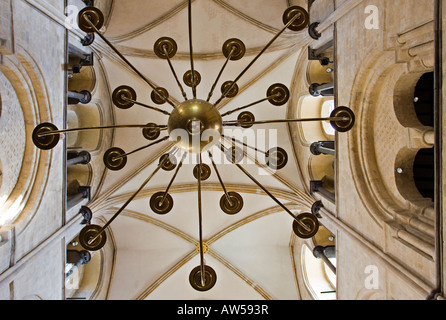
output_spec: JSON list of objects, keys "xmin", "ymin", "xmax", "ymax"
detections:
[{"xmin": 94, "ymin": 0, "xmax": 313, "ymax": 300}]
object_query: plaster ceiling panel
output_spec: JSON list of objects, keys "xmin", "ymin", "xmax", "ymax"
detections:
[
  {"xmin": 145, "ymin": 254, "xmax": 266, "ymax": 300},
  {"xmin": 217, "ymin": 49, "xmax": 300, "ymax": 117},
  {"xmin": 194, "ymin": 50, "xmax": 292, "ymax": 103},
  {"xmin": 99, "ymin": 48, "xmax": 302, "ymax": 196},
  {"xmin": 97, "ymin": 138, "xmax": 173, "ymax": 201},
  {"xmin": 117, "ymin": 56, "xmax": 199, "ymax": 106},
  {"xmin": 104, "ymin": 0, "xmax": 185, "ymax": 39},
  {"xmin": 116, "ymin": 47, "xmax": 294, "ymax": 109},
  {"xmin": 104, "ymin": 156, "xmax": 181, "ymax": 200},
  {"xmin": 96, "ymin": 0, "xmax": 307, "ymax": 199},
  {"xmin": 121, "ymin": 190, "xmax": 293, "ymax": 241},
  {"xmin": 215, "ymin": 50, "xmax": 306, "ymax": 192},
  {"xmin": 205, "ymin": 147, "xmax": 299, "ymax": 192},
  {"xmin": 101, "ymin": 55, "xmax": 173, "ymax": 118},
  {"xmin": 211, "ymin": 212, "xmax": 299, "ymax": 300},
  {"xmin": 105, "ymin": 214, "xmax": 196, "ymax": 300},
  {"xmin": 105, "ymin": 143, "xmax": 298, "ymax": 203},
  {"xmin": 218, "ymin": 0, "xmax": 290, "ymax": 31},
  {"xmin": 118, "ymin": 0, "xmax": 289, "ymax": 55},
  {"xmin": 97, "ymin": 57, "xmax": 173, "ymax": 194}
]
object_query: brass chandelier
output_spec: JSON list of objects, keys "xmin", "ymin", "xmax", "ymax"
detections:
[{"xmin": 32, "ymin": 2, "xmax": 355, "ymax": 292}]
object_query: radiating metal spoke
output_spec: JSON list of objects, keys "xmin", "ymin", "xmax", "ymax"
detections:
[
  {"xmin": 87, "ymin": 148, "xmax": 179, "ymax": 245},
  {"xmin": 213, "ymin": 13, "xmax": 301, "ymax": 107},
  {"xmin": 219, "ymin": 143, "xmax": 310, "ymax": 231},
  {"xmin": 83, "ymin": 16, "xmax": 177, "ymax": 108},
  {"xmin": 208, "ymin": 151, "xmax": 232, "ymax": 205},
  {"xmin": 220, "ymin": 94, "xmax": 280, "ymax": 117},
  {"xmin": 197, "ymin": 153, "xmax": 205, "ymax": 286},
  {"xmin": 221, "ymin": 134, "xmax": 266, "ymax": 155},
  {"xmin": 207, "ymin": 46, "xmax": 235, "ymax": 102},
  {"xmin": 160, "ymin": 152, "xmax": 187, "ymax": 204},
  {"xmin": 223, "ymin": 116, "xmax": 350, "ymax": 127},
  {"xmin": 188, "ymin": 0, "xmax": 197, "ymax": 99},
  {"xmin": 37, "ymin": 124, "xmax": 168, "ymax": 137},
  {"xmin": 121, "ymin": 96, "xmax": 171, "ymax": 116},
  {"xmin": 163, "ymin": 46, "xmax": 188, "ymax": 101},
  {"xmin": 112, "ymin": 136, "xmax": 170, "ymax": 160}
]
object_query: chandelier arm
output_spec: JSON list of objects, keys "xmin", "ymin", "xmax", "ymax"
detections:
[
  {"xmin": 88, "ymin": 148, "xmax": 179, "ymax": 245},
  {"xmin": 83, "ymin": 17, "xmax": 177, "ymax": 108},
  {"xmin": 213, "ymin": 13, "xmax": 300, "ymax": 107},
  {"xmin": 208, "ymin": 151, "xmax": 233, "ymax": 206},
  {"xmin": 188, "ymin": 0, "xmax": 197, "ymax": 99},
  {"xmin": 219, "ymin": 143, "xmax": 310, "ymax": 231},
  {"xmin": 197, "ymin": 153, "xmax": 205, "ymax": 286},
  {"xmin": 221, "ymin": 134, "xmax": 266, "ymax": 155},
  {"xmin": 37, "ymin": 124, "xmax": 168, "ymax": 137},
  {"xmin": 163, "ymin": 46, "xmax": 188, "ymax": 101},
  {"xmin": 112, "ymin": 136, "xmax": 170, "ymax": 160},
  {"xmin": 220, "ymin": 95, "xmax": 278, "ymax": 117},
  {"xmin": 222, "ymin": 116, "xmax": 350, "ymax": 127},
  {"xmin": 161, "ymin": 152, "xmax": 187, "ymax": 204},
  {"xmin": 121, "ymin": 96, "xmax": 171, "ymax": 116},
  {"xmin": 206, "ymin": 46, "xmax": 235, "ymax": 102}
]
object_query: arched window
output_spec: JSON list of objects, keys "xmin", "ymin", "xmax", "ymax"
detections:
[
  {"xmin": 321, "ymin": 100, "xmax": 335, "ymax": 137},
  {"xmin": 299, "ymin": 95, "xmax": 335, "ymax": 143},
  {"xmin": 65, "ymin": 237, "xmax": 102, "ymax": 300},
  {"xmin": 67, "ymin": 103, "xmax": 103, "ymax": 152},
  {"xmin": 301, "ymin": 245, "xmax": 337, "ymax": 300}
]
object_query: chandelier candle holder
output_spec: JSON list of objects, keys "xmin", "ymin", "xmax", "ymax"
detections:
[{"xmin": 31, "ymin": 2, "xmax": 355, "ymax": 292}]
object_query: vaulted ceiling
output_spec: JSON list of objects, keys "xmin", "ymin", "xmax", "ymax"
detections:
[{"xmin": 89, "ymin": 0, "xmax": 316, "ymax": 300}]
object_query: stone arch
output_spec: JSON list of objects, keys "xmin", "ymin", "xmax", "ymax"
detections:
[
  {"xmin": 348, "ymin": 49, "xmax": 407, "ymax": 225},
  {"xmin": 347, "ymin": 45, "xmax": 435, "ymax": 257},
  {"xmin": 65, "ymin": 216, "xmax": 115, "ymax": 300},
  {"xmin": 0, "ymin": 47, "xmax": 53, "ymax": 231},
  {"xmin": 67, "ymin": 102, "xmax": 103, "ymax": 152},
  {"xmin": 300, "ymin": 243, "xmax": 336, "ymax": 300},
  {"xmin": 393, "ymin": 71, "xmax": 434, "ymax": 130},
  {"xmin": 296, "ymin": 94, "xmax": 334, "ymax": 144}
]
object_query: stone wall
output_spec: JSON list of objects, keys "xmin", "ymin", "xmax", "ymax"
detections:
[
  {"xmin": 304, "ymin": 0, "xmax": 442, "ymax": 299},
  {"xmin": 0, "ymin": 0, "xmax": 67, "ymax": 300}
]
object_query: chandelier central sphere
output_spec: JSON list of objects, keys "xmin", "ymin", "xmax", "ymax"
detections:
[{"xmin": 168, "ymin": 99, "xmax": 223, "ymax": 154}]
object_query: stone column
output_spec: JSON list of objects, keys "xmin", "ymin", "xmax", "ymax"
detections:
[
  {"xmin": 311, "ymin": 180, "xmax": 336, "ymax": 202},
  {"xmin": 68, "ymin": 90, "xmax": 92, "ymax": 104},
  {"xmin": 67, "ymin": 186, "xmax": 90, "ymax": 209},
  {"xmin": 68, "ymin": 44, "xmax": 94, "ymax": 72},
  {"xmin": 67, "ymin": 151, "xmax": 91, "ymax": 166},
  {"xmin": 66, "ymin": 250, "xmax": 91, "ymax": 277},
  {"xmin": 78, "ymin": 206, "xmax": 93, "ymax": 225},
  {"xmin": 310, "ymin": 141, "xmax": 335, "ymax": 156},
  {"xmin": 311, "ymin": 200, "xmax": 324, "ymax": 218},
  {"xmin": 313, "ymin": 245, "xmax": 336, "ymax": 274}
]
